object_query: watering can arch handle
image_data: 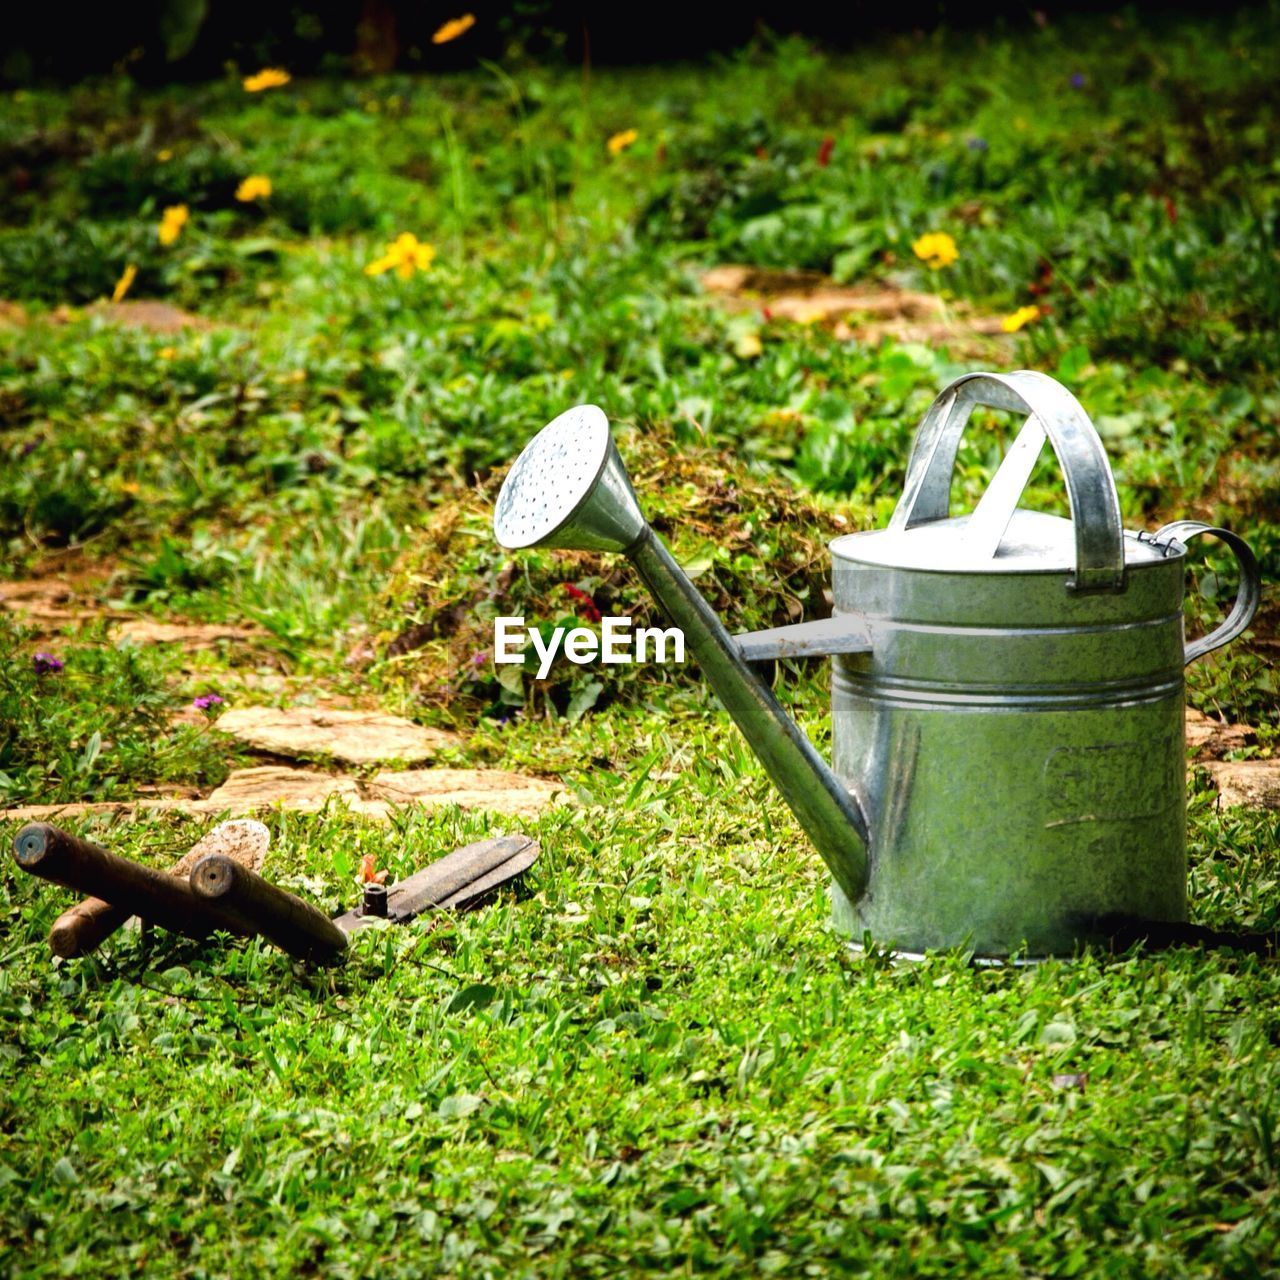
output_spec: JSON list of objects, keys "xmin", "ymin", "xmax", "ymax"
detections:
[{"xmin": 889, "ymin": 370, "xmax": 1126, "ymax": 592}]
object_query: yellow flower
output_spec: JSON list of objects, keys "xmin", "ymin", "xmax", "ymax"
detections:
[
  {"xmin": 156, "ymin": 149, "xmax": 173, "ymax": 162},
  {"xmin": 364, "ymin": 232, "xmax": 436, "ymax": 280},
  {"xmin": 912, "ymin": 231, "xmax": 958, "ymax": 269},
  {"xmin": 158, "ymin": 346, "xmax": 177, "ymax": 360},
  {"xmin": 235, "ymin": 174, "xmax": 273, "ymax": 202},
  {"xmin": 157, "ymin": 204, "xmax": 189, "ymax": 246},
  {"xmin": 607, "ymin": 128, "xmax": 639, "ymax": 156},
  {"xmin": 242, "ymin": 67, "xmax": 291, "ymax": 93},
  {"xmin": 432, "ymin": 13, "xmax": 475, "ymax": 44},
  {"xmin": 111, "ymin": 264, "xmax": 137, "ymax": 303},
  {"xmin": 1001, "ymin": 304, "xmax": 1041, "ymax": 333}
]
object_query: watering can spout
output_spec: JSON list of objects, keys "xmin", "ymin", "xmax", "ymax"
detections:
[{"xmin": 493, "ymin": 405, "xmax": 871, "ymax": 904}]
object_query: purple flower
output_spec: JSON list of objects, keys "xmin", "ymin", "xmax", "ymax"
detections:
[
  {"xmin": 20, "ymin": 441, "xmax": 38, "ymax": 457},
  {"xmin": 1070, "ymin": 72, "xmax": 1086, "ymax": 89},
  {"xmin": 33, "ymin": 651, "xmax": 63, "ymax": 675},
  {"xmin": 192, "ymin": 693, "xmax": 225, "ymax": 711},
  {"xmin": 967, "ymin": 137, "xmax": 988, "ymax": 152},
  {"xmin": 471, "ymin": 651, "xmax": 488, "ymax": 667}
]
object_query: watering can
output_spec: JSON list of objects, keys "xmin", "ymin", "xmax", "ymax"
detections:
[{"xmin": 492, "ymin": 372, "xmax": 1261, "ymax": 956}]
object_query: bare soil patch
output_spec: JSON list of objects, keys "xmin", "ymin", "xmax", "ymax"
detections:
[{"xmin": 701, "ymin": 264, "xmax": 1013, "ymax": 357}]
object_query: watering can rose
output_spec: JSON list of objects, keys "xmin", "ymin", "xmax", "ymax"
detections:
[{"xmin": 494, "ymin": 616, "xmax": 685, "ymax": 680}]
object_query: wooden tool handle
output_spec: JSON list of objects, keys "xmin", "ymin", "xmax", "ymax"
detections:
[
  {"xmin": 47, "ymin": 818, "xmax": 271, "ymax": 960},
  {"xmin": 190, "ymin": 855, "xmax": 348, "ymax": 964},
  {"xmin": 48, "ymin": 898, "xmax": 132, "ymax": 959},
  {"xmin": 13, "ymin": 823, "xmax": 252, "ymax": 942}
]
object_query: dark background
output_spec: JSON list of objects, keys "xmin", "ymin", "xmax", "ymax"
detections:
[{"xmin": 1, "ymin": 1, "xmax": 1256, "ymax": 84}]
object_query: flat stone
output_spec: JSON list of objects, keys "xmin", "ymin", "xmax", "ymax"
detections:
[
  {"xmin": 0, "ymin": 577, "xmax": 109, "ymax": 628},
  {"xmin": 0, "ymin": 579, "xmax": 75, "ymax": 607},
  {"xmin": 215, "ymin": 707, "xmax": 459, "ymax": 766},
  {"xmin": 1185, "ymin": 708, "xmax": 1255, "ymax": 759},
  {"xmin": 169, "ymin": 818, "xmax": 270, "ymax": 877},
  {"xmin": 1, "ymin": 766, "xmax": 564, "ymax": 824},
  {"xmin": 1, "ymin": 580, "xmax": 269, "ymax": 648},
  {"xmin": 1204, "ymin": 760, "xmax": 1280, "ymax": 810},
  {"xmin": 91, "ymin": 300, "xmax": 212, "ymax": 333},
  {"xmin": 113, "ymin": 619, "xmax": 264, "ymax": 649},
  {"xmin": 701, "ymin": 265, "xmax": 828, "ymax": 294},
  {"xmin": 201, "ymin": 766, "xmax": 364, "ymax": 812},
  {"xmin": 367, "ymin": 768, "xmax": 567, "ymax": 816},
  {"xmin": 2, "ymin": 768, "xmax": 564, "ymax": 823},
  {"xmin": 1, "ymin": 800, "xmax": 147, "ymax": 822}
]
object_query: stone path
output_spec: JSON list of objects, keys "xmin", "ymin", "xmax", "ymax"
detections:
[
  {"xmin": 1, "ymin": 578, "xmax": 266, "ymax": 650},
  {"xmin": 214, "ymin": 706, "xmax": 460, "ymax": 767},
  {"xmin": 2, "ymin": 765, "xmax": 567, "ymax": 824},
  {"xmin": 4, "ymin": 566, "xmax": 1272, "ymax": 820}
]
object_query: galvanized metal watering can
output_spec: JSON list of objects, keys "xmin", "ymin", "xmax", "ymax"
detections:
[{"xmin": 493, "ymin": 372, "xmax": 1261, "ymax": 956}]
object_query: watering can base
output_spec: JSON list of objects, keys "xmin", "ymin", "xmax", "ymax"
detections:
[
  {"xmin": 843, "ymin": 940, "xmax": 1043, "ymax": 968},
  {"xmin": 831, "ymin": 885, "xmax": 1191, "ymax": 961}
]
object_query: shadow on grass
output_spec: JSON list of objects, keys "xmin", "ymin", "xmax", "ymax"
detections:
[{"xmin": 1095, "ymin": 916, "xmax": 1280, "ymax": 959}]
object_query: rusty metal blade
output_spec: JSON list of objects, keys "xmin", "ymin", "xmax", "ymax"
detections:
[{"xmin": 334, "ymin": 834, "xmax": 540, "ymax": 934}]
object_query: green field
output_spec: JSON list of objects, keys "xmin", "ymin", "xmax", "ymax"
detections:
[{"xmin": 1, "ymin": 9, "xmax": 1278, "ymax": 1276}]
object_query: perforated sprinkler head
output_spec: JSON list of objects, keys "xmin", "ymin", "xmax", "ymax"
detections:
[{"xmin": 493, "ymin": 405, "xmax": 647, "ymax": 554}]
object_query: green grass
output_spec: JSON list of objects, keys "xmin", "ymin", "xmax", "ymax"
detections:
[
  {"xmin": 0, "ymin": 613, "xmax": 232, "ymax": 806},
  {"xmin": 1, "ymin": 7, "xmax": 1279, "ymax": 1276},
  {"xmin": 2, "ymin": 785, "xmax": 1278, "ymax": 1277}
]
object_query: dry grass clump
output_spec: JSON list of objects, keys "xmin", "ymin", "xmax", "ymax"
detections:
[{"xmin": 376, "ymin": 425, "xmax": 869, "ymax": 722}]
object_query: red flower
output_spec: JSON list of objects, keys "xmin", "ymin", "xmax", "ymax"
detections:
[
  {"xmin": 1163, "ymin": 196, "xmax": 1178, "ymax": 223},
  {"xmin": 561, "ymin": 583, "xmax": 602, "ymax": 624},
  {"xmin": 359, "ymin": 853, "xmax": 388, "ymax": 885},
  {"xmin": 1027, "ymin": 260, "xmax": 1054, "ymax": 297},
  {"xmin": 816, "ymin": 135, "xmax": 835, "ymax": 168}
]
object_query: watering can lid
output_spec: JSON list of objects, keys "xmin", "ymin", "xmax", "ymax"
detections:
[{"xmin": 831, "ymin": 508, "xmax": 1172, "ymax": 575}]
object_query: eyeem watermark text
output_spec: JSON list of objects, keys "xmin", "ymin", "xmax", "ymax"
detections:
[{"xmin": 494, "ymin": 616, "xmax": 685, "ymax": 680}]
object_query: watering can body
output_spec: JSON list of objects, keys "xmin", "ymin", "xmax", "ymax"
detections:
[
  {"xmin": 493, "ymin": 374, "xmax": 1260, "ymax": 957},
  {"xmin": 827, "ymin": 516, "xmax": 1188, "ymax": 954}
]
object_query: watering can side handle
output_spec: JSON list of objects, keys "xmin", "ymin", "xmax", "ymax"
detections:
[
  {"xmin": 733, "ymin": 615, "xmax": 874, "ymax": 664},
  {"xmin": 1150, "ymin": 521, "xmax": 1262, "ymax": 665}
]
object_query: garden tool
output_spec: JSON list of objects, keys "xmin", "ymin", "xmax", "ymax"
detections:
[
  {"xmin": 191, "ymin": 831, "xmax": 540, "ymax": 959},
  {"xmin": 330, "ymin": 833, "xmax": 541, "ymax": 932},
  {"xmin": 46, "ymin": 819, "xmax": 269, "ymax": 958},
  {"xmin": 492, "ymin": 376, "xmax": 1261, "ymax": 957},
  {"xmin": 14, "ymin": 823, "xmax": 540, "ymax": 964}
]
